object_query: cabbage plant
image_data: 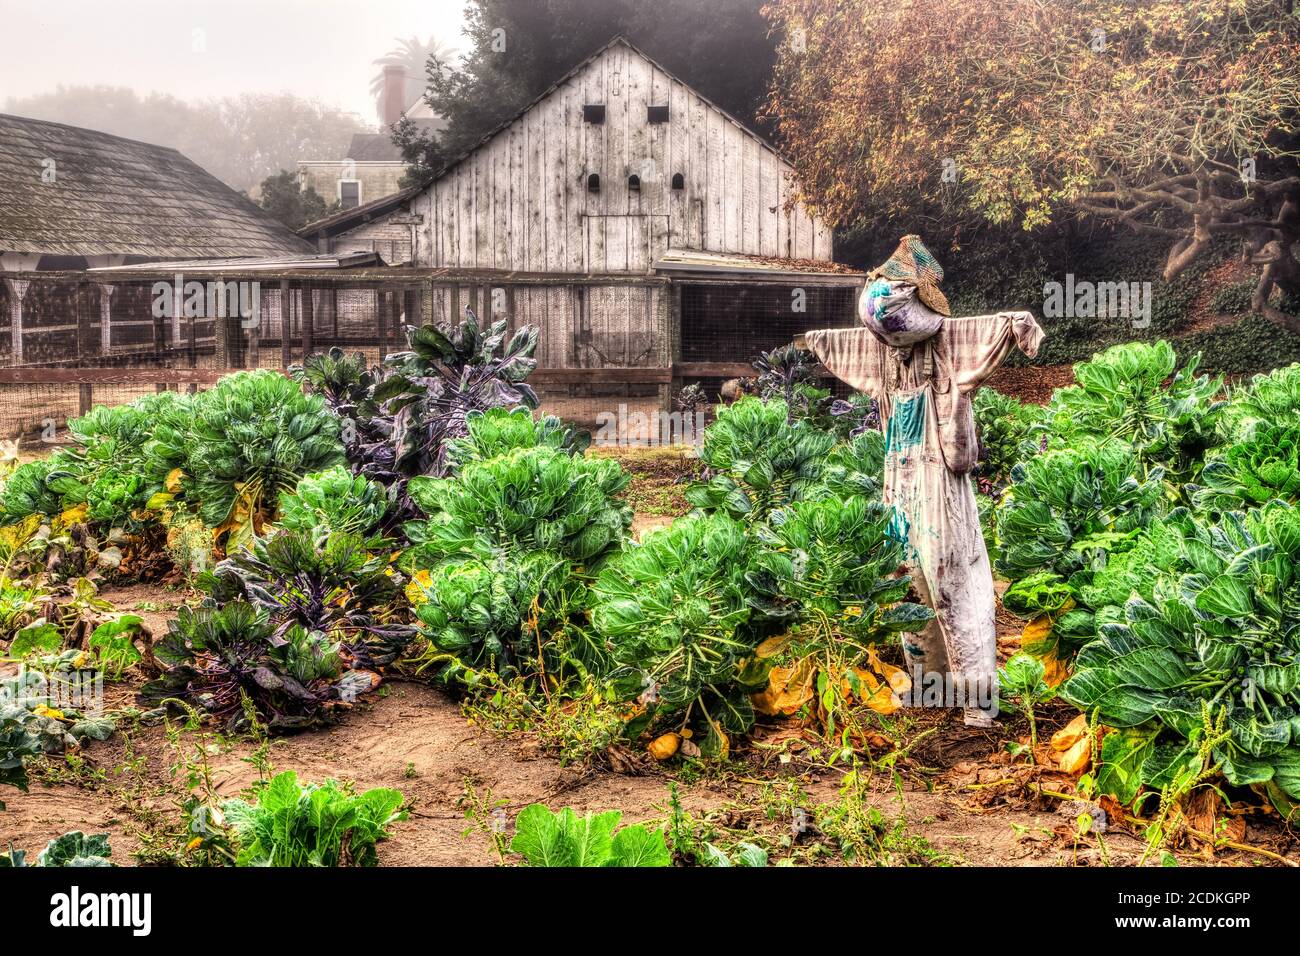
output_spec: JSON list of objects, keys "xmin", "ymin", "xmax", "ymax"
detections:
[
  {"xmin": 405, "ymin": 446, "xmax": 630, "ymax": 566},
  {"xmin": 1192, "ymin": 423, "xmax": 1300, "ymax": 509},
  {"xmin": 202, "ymin": 528, "xmax": 416, "ymax": 668},
  {"xmin": 995, "ymin": 439, "xmax": 1166, "ymax": 580},
  {"xmin": 444, "ymin": 407, "xmax": 590, "ymax": 473},
  {"xmin": 141, "ymin": 601, "xmax": 375, "ymax": 732},
  {"xmin": 1039, "ymin": 341, "xmax": 1226, "ymax": 485},
  {"xmin": 1062, "ymin": 502, "xmax": 1300, "ymax": 808},
  {"xmin": 145, "ymin": 371, "xmax": 344, "ymax": 548},
  {"xmin": 593, "ymin": 514, "xmax": 770, "ymax": 751},
  {"xmin": 278, "ymin": 466, "xmax": 389, "ymax": 538},
  {"xmin": 685, "ymin": 397, "xmax": 835, "ymax": 522}
]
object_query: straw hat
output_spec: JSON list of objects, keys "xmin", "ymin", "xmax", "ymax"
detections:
[{"xmin": 869, "ymin": 235, "xmax": 951, "ymax": 317}]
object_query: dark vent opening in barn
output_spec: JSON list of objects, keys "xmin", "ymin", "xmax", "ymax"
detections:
[
  {"xmin": 627, "ymin": 174, "xmax": 640, "ymax": 191},
  {"xmin": 583, "ymin": 104, "xmax": 606, "ymax": 123},
  {"xmin": 671, "ymin": 173, "xmax": 685, "ymax": 190},
  {"xmin": 647, "ymin": 105, "xmax": 670, "ymax": 124},
  {"xmin": 587, "ymin": 173, "xmax": 601, "ymax": 192}
]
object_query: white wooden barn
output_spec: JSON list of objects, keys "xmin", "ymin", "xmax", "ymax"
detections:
[{"xmin": 304, "ymin": 36, "xmax": 863, "ymax": 381}]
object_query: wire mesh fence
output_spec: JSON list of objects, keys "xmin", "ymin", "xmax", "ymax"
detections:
[{"xmin": 0, "ymin": 268, "xmax": 861, "ymax": 448}]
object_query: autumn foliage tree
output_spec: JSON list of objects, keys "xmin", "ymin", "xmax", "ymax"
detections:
[{"xmin": 765, "ymin": 0, "xmax": 1300, "ymax": 332}]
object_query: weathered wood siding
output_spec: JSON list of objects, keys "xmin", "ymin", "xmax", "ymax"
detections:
[
  {"xmin": 329, "ymin": 211, "xmax": 419, "ymax": 266},
  {"xmin": 411, "ymin": 43, "xmax": 833, "ymax": 275}
]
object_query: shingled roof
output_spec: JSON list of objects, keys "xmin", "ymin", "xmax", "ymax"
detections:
[{"xmin": 0, "ymin": 113, "xmax": 314, "ymax": 259}]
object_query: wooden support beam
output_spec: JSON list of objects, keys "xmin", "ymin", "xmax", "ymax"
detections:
[
  {"xmin": 528, "ymin": 367, "xmax": 672, "ymax": 385},
  {"xmin": 671, "ymin": 361, "xmax": 835, "ymax": 379},
  {"xmin": 376, "ymin": 289, "xmax": 388, "ymax": 360},
  {"xmin": 155, "ymin": 286, "xmax": 176, "ymax": 392},
  {"xmin": 0, "ymin": 368, "xmax": 234, "ymax": 385},
  {"xmin": 98, "ymin": 284, "xmax": 114, "ymax": 353},
  {"xmin": 420, "ymin": 278, "xmax": 434, "ymax": 330},
  {"xmin": 280, "ymin": 280, "xmax": 292, "ymax": 368},
  {"xmin": 214, "ymin": 304, "xmax": 228, "ymax": 367},
  {"xmin": 389, "ymin": 290, "xmax": 401, "ymax": 350},
  {"xmin": 3, "ymin": 277, "xmax": 30, "ymax": 363},
  {"xmin": 75, "ymin": 281, "xmax": 95, "ymax": 359},
  {"xmin": 248, "ymin": 286, "xmax": 261, "ymax": 369},
  {"xmin": 300, "ymin": 282, "xmax": 314, "ymax": 358}
]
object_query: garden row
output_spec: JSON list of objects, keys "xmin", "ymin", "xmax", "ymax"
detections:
[
  {"xmin": 6, "ymin": 311, "xmax": 1300, "ymax": 861},
  {"xmin": 976, "ymin": 340, "xmax": 1300, "ymax": 818},
  {"xmin": 0, "ymin": 316, "xmax": 922, "ymax": 841}
]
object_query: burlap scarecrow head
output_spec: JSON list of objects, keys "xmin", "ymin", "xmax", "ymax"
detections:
[{"xmin": 869, "ymin": 234, "xmax": 951, "ymax": 317}]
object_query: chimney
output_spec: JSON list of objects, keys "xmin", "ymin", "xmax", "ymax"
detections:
[{"xmin": 383, "ymin": 65, "xmax": 407, "ymax": 126}]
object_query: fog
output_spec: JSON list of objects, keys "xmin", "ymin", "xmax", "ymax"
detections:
[{"xmin": 0, "ymin": 0, "xmax": 465, "ymax": 123}]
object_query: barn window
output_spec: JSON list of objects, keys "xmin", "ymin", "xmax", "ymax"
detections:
[
  {"xmin": 587, "ymin": 173, "xmax": 601, "ymax": 192},
  {"xmin": 671, "ymin": 173, "xmax": 685, "ymax": 190},
  {"xmin": 628, "ymin": 174, "xmax": 641, "ymax": 192},
  {"xmin": 647, "ymin": 105, "xmax": 670, "ymax": 124},
  {"xmin": 583, "ymin": 104, "xmax": 606, "ymax": 124}
]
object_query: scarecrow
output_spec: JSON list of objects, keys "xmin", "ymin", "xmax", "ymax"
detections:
[{"xmin": 804, "ymin": 236, "xmax": 1044, "ymax": 726}]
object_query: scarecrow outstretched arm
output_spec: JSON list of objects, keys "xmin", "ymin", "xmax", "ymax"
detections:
[
  {"xmin": 804, "ymin": 327, "xmax": 887, "ymax": 397},
  {"xmin": 942, "ymin": 311, "xmax": 1045, "ymax": 394}
]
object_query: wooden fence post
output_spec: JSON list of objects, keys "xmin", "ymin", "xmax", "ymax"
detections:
[
  {"xmin": 280, "ymin": 280, "xmax": 292, "ymax": 368},
  {"xmin": 300, "ymin": 282, "xmax": 314, "ymax": 359},
  {"xmin": 98, "ymin": 283, "xmax": 114, "ymax": 354},
  {"xmin": 248, "ymin": 284, "xmax": 261, "ymax": 369}
]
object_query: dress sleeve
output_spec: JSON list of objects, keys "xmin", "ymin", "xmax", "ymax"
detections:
[
  {"xmin": 941, "ymin": 311, "xmax": 1045, "ymax": 393},
  {"xmin": 804, "ymin": 327, "xmax": 886, "ymax": 398}
]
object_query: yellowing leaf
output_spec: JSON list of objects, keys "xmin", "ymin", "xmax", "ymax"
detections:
[
  {"xmin": 405, "ymin": 568, "xmax": 433, "ymax": 607},
  {"xmin": 55, "ymin": 504, "xmax": 88, "ymax": 530},
  {"xmin": 1041, "ymin": 650, "xmax": 1070, "ymax": 688},
  {"xmin": 755, "ymin": 633, "xmax": 794, "ymax": 659},
  {"xmin": 752, "ymin": 659, "xmax": 815, "ymax": 716},
  {"xmin": 145, "ymin": 491, "xmax": 175, "ymax": 513},
  {"xmin": 1051, "ymin": 713, "xmax": 1090, "ymax": 752},
  {"xmin": 648, "ymin": 733, "xmax": 681, "ymax": 760},
  {"xmin": 1021, "ymin": 613, "xmax": 1055, "ymax": 650},
  {"xmin": 165, "ymin": 468, "xmax": 185, "ymax": 494},
  {"xmin": 1058, "ymin": 733, "xmax": 1092, "ymax": 775},
  {"xmin": 867, "ymin": 646, "xmax": 912, "ymax": 696}
]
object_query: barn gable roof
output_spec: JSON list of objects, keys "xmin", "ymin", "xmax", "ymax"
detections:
[
  {"xmin": 298, "ymin": 184, "xmax": 424, "ymax": 241},
  {"xmin": 0, "ymin": 113, "xmax": 315, "ymax": 259},
  {"xmin": 426, "ymin": 35, "xmax": 790, "ymax": 188}
]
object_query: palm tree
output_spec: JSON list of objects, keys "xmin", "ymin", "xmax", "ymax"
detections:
[{"xmin": 370, "ymin": 36, "xmax": 456, "ymax": 123}]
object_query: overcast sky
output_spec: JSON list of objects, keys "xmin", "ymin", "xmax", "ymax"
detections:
[{"xmin": 0, "ymin": 0, "xmax": 467, "ymax": 123}]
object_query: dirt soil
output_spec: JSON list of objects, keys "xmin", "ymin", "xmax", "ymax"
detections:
[
  {"xmin": 3, "ymin": 446, "xmax": 1297, "ymax": 868},
  {"xmin": 985, "ymin": 364, "xmax": 1076, "ymax": 405},
  {"xmin": 0, "ymin": 667, "xmax": 1168, "ymax": 868}
]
